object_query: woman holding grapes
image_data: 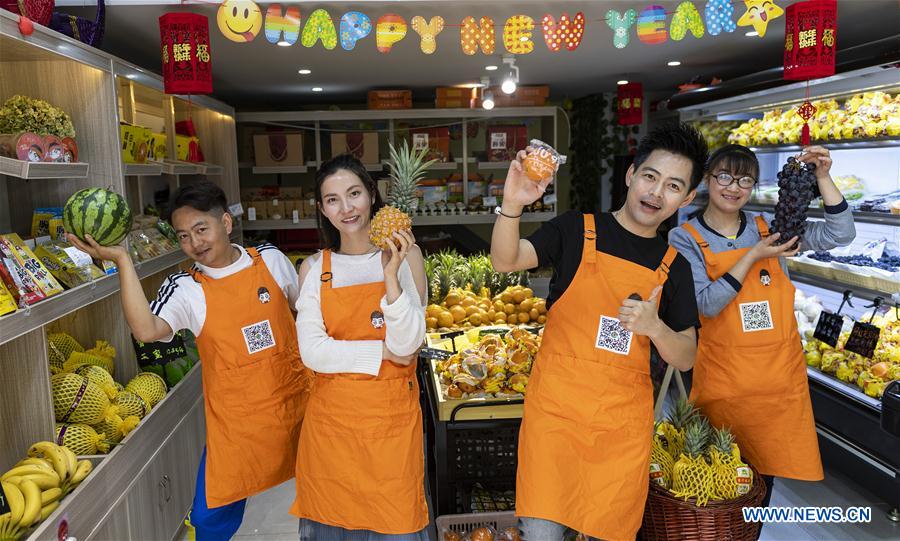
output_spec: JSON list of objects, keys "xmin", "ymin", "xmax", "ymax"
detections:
[{"xmin": 668, "ymin": 144, "xmax": 855, "ymax": 510}]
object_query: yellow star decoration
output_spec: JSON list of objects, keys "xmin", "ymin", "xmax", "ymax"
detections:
[{"xmin": 737, "ymin": 0, "xmax": 784, "ymax": 38}]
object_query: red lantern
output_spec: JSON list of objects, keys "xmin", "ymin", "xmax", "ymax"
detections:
[
  {"xmin": 159, "ymin": 13, "xmax": 212, "ymax": 95},
  {"xmin": 617, "ymin": 82, "xmax": 643, "ymax": 126},
  {"xmin": 783, "ymin": 0, "xmax": 837, "ymax": 81}
]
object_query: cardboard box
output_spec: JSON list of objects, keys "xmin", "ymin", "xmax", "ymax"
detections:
[
  {"xmin": 243, "ymin": 201, "xmax": 266, "ymax": 220},
  {"xmin": 120, "ymin": 123, "xmax": 151, "ymax": 163},
  {"xmin": 148, "ymin": 132, "xmax": 167, "ymax": 161},
  {"xmin": 368, "ymin": 90, "xmax": 412, "ymax": 110},
  {"xmin": 331, "ymin": 132, "xmax": 379, "ymax": 164},
  {"xmin": 487, "ymin": 125, "xmax": 528, "ymax": 162},
  {"xmin": 302, "ymin": 198, "xmax": 317, "ymax": 218},
  {"xmin": 410, "ymin": 127, "xmax": 450, "ymax": 163},
  {"xmin": 280, "ymin": 187, "xmax": 304, "ymax": 200},
  {"xmin": 254, "ymin": 133, "xmax": 304, "ymax": 167}
]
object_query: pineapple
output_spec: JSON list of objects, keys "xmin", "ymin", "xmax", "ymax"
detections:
[
  {"xmin": 650, "ymin": 421, "xmax": 675, "ymax": 489},
  {"xmin": 370, "ymin": 140, "xmax": 437, "ymax": 249},
  {"xmin": 659, "ymin": 397, "xmax": 699, "ymax": 460},
  {"xmin": 709, "ymin": 427, "xmax": 753, "ymax": 500},
  {"xmin": 671, "ymin": 417, "xmax": 714, "ymax": 506}
]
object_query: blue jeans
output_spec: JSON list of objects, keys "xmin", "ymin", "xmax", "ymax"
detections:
[
  {"xmin": 298, "ymin": 519, "xmax": 429, "ymax": 541},
  {"xmin": 191, "ymin": 448, "xmax": 247, "ymax": 541},
  {"xmin": 518, "ymin": 517, "xmax": 601, "ymax": 541}
]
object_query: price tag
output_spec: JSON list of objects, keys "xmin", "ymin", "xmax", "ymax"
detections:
[
  {"xmin": 228, "ymin": 203, "xmax": 244, "ymax": 217},
  {"xmin": 247, "ymin": 207, "xmax": 257, "ymax": 221},
  {"xmin": 0, "ymin": 483, "xmax": 11, "ymax": 514},
  {"xmin": 844, "ymin": 321, "xmax": 880, "ymax": 359},
  {"xmin": 483, "ymin": 196, "xmax": 498, "ymax": 207},
  {"xmin": 132, "ymin": 333, "xmax": 187, "ymax": 369},
  {"xmin": 812, "ymin": 311, "xmax": 844, "ymax": 347},
  {"xmin": 413, "ymin": 133, "xmax": 429, "ymax": 151},
  {"xmin": 63, "ymin": 246, "xmax": 94, "ymax": 268},
  {"xmin": 292, "ymin": 210, "xmax": 300, "ymax": 224},
  {"xmin": 543, "ymin": 193, "xmax": 558, "ymax": 205},
  {"xmin": 491, "ymin": 132, "xmax": 507, "ymax": 150}
]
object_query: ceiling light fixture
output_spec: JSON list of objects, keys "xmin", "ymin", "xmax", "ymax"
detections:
[
  {"xmin": 298, "ymin": 69, "xmax": 311, "ymax": 75},
  {"xmin": 481, "ymin": 76, "xmax": 494, "ymax": 110},
  {"xmin": 277, "ymin": 40, "xmax": 291, "ymax": 47},
  {"xmin": 312, "ymin": 87, "xmax": 323, "ymax": 92},
  {"xmin": 485, "ymin": 65, "xmax": 498, "ymax": 71},
  {"xmin": 617, "ymin": 80, "xmax": 628, "ymax": 85},
  {"xmin": 667, "ymin": 60, "xmax": 682, "ymax": 66},
  {"xmin": 501, "ymin": 56, "xmax": 519, "ymax": 95},
  {"xmin": 745, "ymin": 30, "xmax": 759, "ymax": 37}
]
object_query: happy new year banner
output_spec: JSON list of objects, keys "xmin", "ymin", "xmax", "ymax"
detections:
[{"xmin": 214, "ymin": 0, "xmax": 787, "ymax": 51}]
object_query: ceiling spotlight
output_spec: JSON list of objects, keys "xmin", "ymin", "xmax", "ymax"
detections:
[
  {"xmin": 482, "ymin": 90, "xmax": 495, "ymax": 110},
  {"xmin": 745, "ymin": 31, "xmax": 759, "ymax": 37},
  {"xmin": 501, "ymin": 78, "xmax": 517, "ymax": 95},
  {"xmin": 667, "ymin": 60, "xmax": 682, "ymax": 67},
  {"xmin": 485, "ymin": 65, "xmax": 498, "ymax": 71},
  {"xmin": 501, "ymin": 56, "xmax": 519, "ymax": 95},
  {"xmin": 277, "ymin": 40, "xmax": 291, "ymax": 47},
  {"xmin": 312, "ymin": 87, "xmax": 323, "ymax": 92},
  {"xmin": 298, "ymin": 69, "xmax": 312, "ymax": 75},
  {"xmin": 126, "ymin": 74, "xmax": 137, "ymax": 80},
  {"xmin": 617, "ymin": 80, "xmax": 628, "ymax": 85}
]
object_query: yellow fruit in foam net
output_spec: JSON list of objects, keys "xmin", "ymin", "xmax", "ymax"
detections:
[
  {"xmin": 126, "ymin": 372, "xmax": 167, "ymax": 407},
  {"xmin": 64, "ymin": 350, "xmax": 114, "ymax": 375},
  {"xmin": 51, "ymin": 373, "xmax": 116, "ymax": 425},
  {"xmin": 56, "ymin": 423, "xmax": 109, "ymax": 455},
  {"xmin": 48, "ymin": 332, "xmax": 83, "ymax": 372},
  {"xmin": 73, "ymin": 364, "xmax": 118, "ymax": 400},
  {"xmin": 114, "ymin": 391, "xmax": 150, "ymax": 419},
  {"xmin": 93, "ymin": 414, "xmax": 140, "ymax": 446}
]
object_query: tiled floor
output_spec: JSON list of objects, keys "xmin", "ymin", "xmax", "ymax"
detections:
[{"xmin": 179, "ymin": 463, "xmax": 899, "ymax": 541}]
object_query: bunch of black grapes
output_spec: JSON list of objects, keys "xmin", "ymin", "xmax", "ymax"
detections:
[{"xmin": 771, "ymin": 157, "xmax": 820, "ymax": 246}]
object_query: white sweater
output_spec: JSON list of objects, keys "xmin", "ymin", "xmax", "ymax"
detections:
[{"xmin": 295, "ymin": 251, "xmax": 426, "ymax": 376}]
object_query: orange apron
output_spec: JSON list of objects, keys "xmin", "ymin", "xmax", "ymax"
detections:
[
  {"xmin": 683, "ymin": 217, "xmax": 823, "ymax": 481},
  {"xmin": 291, "ymin": 249, "xmax": 428, "ymax": 533},
  {"xmin": 191, "ymin": 247, "xmax": 312, "ymax": 507},
  {"xmin": 517, "ymin": 214, "xmax": 676, "ymax": 541}
]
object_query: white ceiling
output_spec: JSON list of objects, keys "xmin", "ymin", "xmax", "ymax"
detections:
[{"xmin": 62, "ymin": 0, "xmax": 900, "ymax": 108}]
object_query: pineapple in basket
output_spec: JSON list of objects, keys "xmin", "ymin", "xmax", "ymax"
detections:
[
  {"xmin": 369, "ymin": 140, "xmax": 437, "ymax": 250},
  {"xmin": 671, "ymin": 416, "xmax": 715, "ymax": 506},
  {"xmin": 658, "ymin": 397, "xmax": 699, "ymax": 461},
  {"xmin": 709, "ymin": 427, "xmax": 753, "ymax": 501}
]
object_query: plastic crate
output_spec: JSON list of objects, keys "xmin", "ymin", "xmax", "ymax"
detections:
[{"xmin": 435, "ymin": 511, "xmax": 517, "ymax": 537}]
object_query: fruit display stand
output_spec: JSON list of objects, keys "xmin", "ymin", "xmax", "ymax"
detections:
[
  {"xmin": 675, "ymin": 63, "xmax": 900, "ymax": 519},
  {"xmin": 0, "ymin": 10, "xmax": 237, "ymax": 539}
]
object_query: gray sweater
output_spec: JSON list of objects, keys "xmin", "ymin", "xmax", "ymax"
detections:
[{"xmin": 668, "ymin": 204, "xmax": 856, "ymax": 318}]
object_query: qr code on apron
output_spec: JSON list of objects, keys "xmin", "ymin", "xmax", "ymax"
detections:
[
  {"xmin": 241, "ymin": 320, "xmax": 276, "ymax": 354},
  {"xmin": 595, "ymin": 315, "xmax": 633, "ymax": 355},
  {"xmin": 739, "ymin": 301, "xmax": 774, "ymax": 332}
]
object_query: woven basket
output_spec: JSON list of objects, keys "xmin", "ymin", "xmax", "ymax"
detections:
[{"xmin": 641, "ymin": 465, "xmax": 766, "ymax": 541}]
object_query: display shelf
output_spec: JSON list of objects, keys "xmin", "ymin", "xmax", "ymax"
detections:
[
  {"xmin": 791, "ymin": 270, "xmax": 899, "ymax": 300},
  {"xmin": 161, "ymin": 160, "xmax": 202, "ymax": 175},
  {"xmin": 123, "ymin": 162, "xmax": 163, "ymax": 176},
  {"xmin": 0, "ymin": 157, "xmax": 90, "ymax": 179},
  {"xmin": 478, "ymin": 161, "xmax": 512, "ymax": 170},
  {"xmin": 381, "ymin": 159, "xmax": 458, "ymax": 171},
  {"xmin": 251, "ymin": 165, "xmax": 309, "ymax": 174},
  {"xmin": 742, "ymin": 203, "xmax": 900, "ymax": 226},
  {"xmin": 199, "ymin": 163, "xmax": 224, "ymax": 176},
  {"xmin": 747, "ymin": 137, "xmax": 900, "ymax": 154},
  {"xmin": 0, "ymin": 250, "xmax": 186, "ymax": 347},
  {"xmin": 807, "ymin": 367, "xmax": 882, "ymax": 413},
  {"xmin": 238, "ymin": 106, "xmax": 559, "ymax": 123},
  {"xmin": 241, "ymin": 212, "xmax": 554, "ymax": 230}
]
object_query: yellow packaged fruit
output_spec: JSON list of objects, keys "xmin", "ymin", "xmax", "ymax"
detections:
[
  {"xmin": 73, "ymin": 364, "xmax": 118, "ymax": 400},
  {"xmin": 114, "ymin": 391, "xmax": 150, "ymax": 419},
  {"xmin": 55, "ymin": 423, "xmax": 109, "ymax": 455},
  {"xmin": 85, "ymin": 340, "xmax": 116, "ymax": 361},
  {"xmin": 64, "ymin": 350, "xmax": 114, "ymax": 375},
  {"xmin": 51, "ymin": 373, "xmax": 117, "ymax": 425},
  {"xmin": 92, "ymin": 414, "xmax": 140, "ymax": 446},
  {"xmin": 48, "ymin": 332, "xmax": 84, "ymax": 373},
  {"xmin": 125, "ymin": 372, "xmax": 168, "ymax": 407}
]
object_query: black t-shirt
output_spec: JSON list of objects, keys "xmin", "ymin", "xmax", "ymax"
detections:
[{"xmin": 527, "ymin": 211, "xmax": 700, "ymax": 332}]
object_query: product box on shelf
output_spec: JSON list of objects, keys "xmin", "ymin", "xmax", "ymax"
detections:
[
  {"xmin": 487, "ymin": 125, "xmax": 528, "ymax": 162},
  {"xmin": 368, "ymin": 90, "xmax": 412, "ymax": 110},
  {"xmin": 120, "ymin": 123, "xmax": 152, "ymax": 163},
  {"xmin": 253, "ymin": 133, "xmax": 304, "ymax": 167},
  {"xmin": 303, "ymin": 198, "xmax": 317, "ymax": 218},
  {"xmin": 148, "ymin": 132, "xmax": 167, "ymax": 161},
  {"xmin": 33, "ymin": 240, "xmax": 104, "ymax": 288},
  {"xmin": 435, "ymin": 87, "xmax": 479, "ymax": 109},
  {"xmin": 417, "ymin": 179, "xmax": 448, "ymax": 207},
  {"xmin": 267, "ymin": 199, "xmax": 286, "ymax": 220},
  {"xmin": 331, "ymin": 132, "xmax": 379, "ymax": 164},
  {"xmin": 0, "ymin": 233, "xmax": 64, "ymax": 303},
  {"xmin": 0, "ymin": 132, "xmax": 78, "ymax": 163},
  {"xmin": 175, "ymin": 134, "xmax": 202, "ymax": 162},
  {"xmin": 243, "ymin": 200, "xmax": 267, "ymax": 220},
  {"xmin": 0, "ymin": 280, "xmax": 15, "ymax": 316},
  {"xmin": 410, "ymin": 127, "xmax": 450, "ymax": 162}
]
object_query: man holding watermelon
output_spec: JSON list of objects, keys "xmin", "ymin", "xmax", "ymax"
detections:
[{"xmin": 68, "ymin": 181, "xmax": 311, "ymax": 541}]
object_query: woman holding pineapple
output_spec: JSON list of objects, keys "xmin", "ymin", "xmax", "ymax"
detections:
[
  {"xmin": 292, "ymin": 150, "xmax": 429, "ymax": 539},
  {"xmin": 668, "ymin": 144, "xmax": 855, "ymax": 508}
]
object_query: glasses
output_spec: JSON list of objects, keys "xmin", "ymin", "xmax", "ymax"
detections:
[{"xmin": 712, "ymin": 172, "xmax": 756, "ymax": 189}]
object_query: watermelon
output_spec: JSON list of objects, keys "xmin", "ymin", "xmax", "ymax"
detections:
[{"xmin": 63, "ymin": 188, "xmax": 133, "ymax": 246}]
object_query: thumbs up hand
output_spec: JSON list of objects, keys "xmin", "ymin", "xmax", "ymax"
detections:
[{"xmin": 618, "ymin": 286, "xmax": 663, "ymax": 337}]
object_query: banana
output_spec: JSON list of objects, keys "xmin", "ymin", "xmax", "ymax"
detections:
[
  {"xmin": 27, "ymin": 442, "xmax": 68, "ymax": 483},
  {"xmin": 16, "ymin": 479, "xmax": 40, "ymax": 529},
  {"xmin": 17, "ymin": 472, "xmax": 60, "ymax": 491},
  {"xmin": 40, "ymin": 488, "xmax": 62, "ymax": 506},
  {"xmin": 1, "ymin": 465, "xmax": 52, "ymax": 482},
  {"xmin": 38, "ymin": 500, "xmax": 59, "ymax": 523},
  {"xmin": 14, "ymin": 458, "xmax": 54, "ymax": 472},
  {"xmin": 0, "ymin": 513, "xmax": 22, "ymax": 541},
  {"xmin": 0, "ymin": 481, "xmax": 24, "ymax": 527},
  {"xmin": 59, "ymin": 446, "xmax": 78, "ymax": 483},
  {"xmin": 69, "ymin": 460, "xmax": 92, "ymax": 486}
]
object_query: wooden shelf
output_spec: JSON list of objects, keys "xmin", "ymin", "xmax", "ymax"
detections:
[
  {"xmin": 478, "ymin": 161, "xmax": 511, "ymax": 170},
  {"xmin": 0, "ymin": 156, "xmax": 90, "ymax": 179},
  {"xmin": 252, "ymin": 165, "xmax": 309, "ymax": 174},
  {"xmin": 199, "ymin": 163, "xmax": 224, "ymax": 176},
  {"xmin": 0, "ymin": 250, "xmax": 186, "ymax": 347},
  {"xmin": 238, "ymin": 106, "xmax": 559, "ymax": 123},
  {"xmin": 161, "ymin": 160, "xmax": 203, "ymax": 175},
  {"xmin": 123, "ymin": 162, "xmax": 163, "ymax": 176},
  {"xmin": 242, "ymin": 212, "xmax": 555, "ymax": 230}
]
